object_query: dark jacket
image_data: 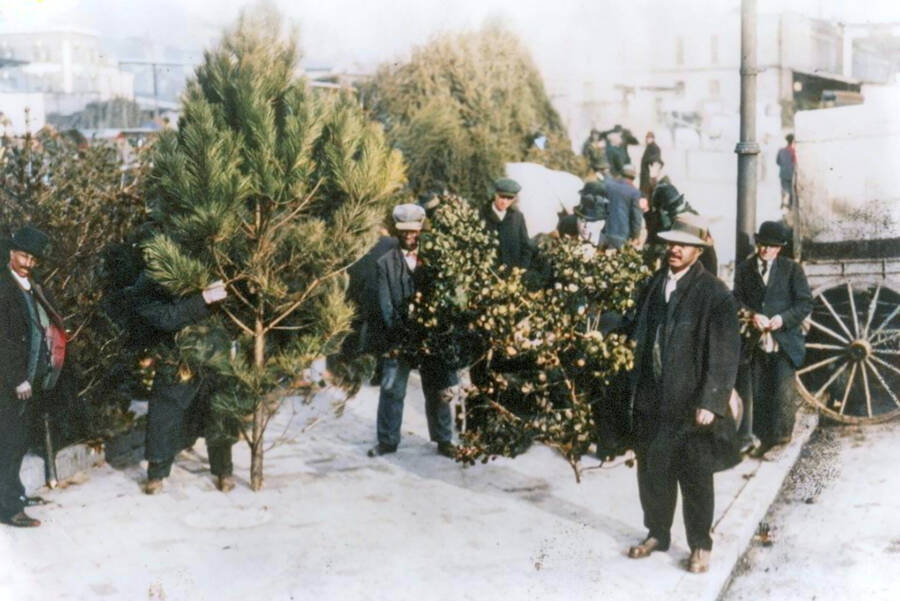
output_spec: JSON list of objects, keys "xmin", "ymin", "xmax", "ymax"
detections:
[
  {"xmin": 604, "ymin": 178, "xmax": 643, "ymax": 245},
  {"xmin": 606, "ymin": 145, "xmax": 629, "ymax": 177},
  {"xmin": 776, "ymin": 146, "xmax": 796, "ymax": 181},
  {"xmin": 733, "ymin": 255, "xmax": 812, "ymax": 368},
  {"xmin": 345, "ymin": 236, "xmax": 398, "ymax": 356},
  {"xmin": 0, "ymin": 268, "xmax": 63, "ymax": 398},
  {"xmin": 629, "ymin": 262, "xmax": 741, "ymax": 421},
  {"xmin": 482, "ymin": 205, "xmax": 532, "ymax": 269},
  {"xmin": 369, "ymin": 246, "xmax": 420, "ymax": 354},
  {"xmin": 639, "ymin": 142, "xmax": 661, "ymax": 195}
]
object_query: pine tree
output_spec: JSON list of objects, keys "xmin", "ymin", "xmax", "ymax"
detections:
[
  {"xmin": 364, "ymin": 25, "xmax": 585, "ymax": 203},
  {"xmin": 144, "ymin": 9, "xmax": 405, "ymax": 490}
]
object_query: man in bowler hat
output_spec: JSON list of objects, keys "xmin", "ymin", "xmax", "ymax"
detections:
[
  {"xmin": 557, "ymin": 180, "xmax": 612, "ymax": 248},
  {"xmin": 624, "ymin": 215, "xmax": 741, "ymax": 573},
  {"xmin": 0, "ymin": 226, "xmax": 65, "ymax": 527},
  {"xmin": 733, "ymin": 221, "xmax": 811, "ymax": 457}
]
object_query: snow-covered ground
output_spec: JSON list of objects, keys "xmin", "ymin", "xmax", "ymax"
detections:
[{"xmin": 0, "ymin": 378, "xmax": 815, "ymax": 601}]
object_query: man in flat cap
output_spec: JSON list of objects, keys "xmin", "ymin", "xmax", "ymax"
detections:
[
  {"xmin": 733, "ymin": 221, "xmax": 811, "ymax": 457},
  {"xmin": 0, "ymin": 226, "xmax": 66, "ymax": 527},
  {"xmin": 367, "ymin": 204, "xmax": 456, "ymax": 458},
  {"xmin": 603, "ymin": 164, "xmax": 645, "ymax": 249},
  {"xmin": 624, "ymin": 215, "xmax": 741, "ymax": 573},
  {"xmin": 481, "ymin": 177, "xmax": 532, "ymax": 270}
]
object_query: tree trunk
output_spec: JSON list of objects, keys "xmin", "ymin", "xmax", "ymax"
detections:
[{"xmin": 250, "ymin": 318, "xmax": 266, "ymax": 491}]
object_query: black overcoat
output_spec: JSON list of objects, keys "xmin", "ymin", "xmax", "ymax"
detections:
[
  {"xmin": 733, "ymin": 255, "xmax": 812, "ymax": 368},
  {"xmin": 627, "ymin": 262, "xmax": 742, "ymax": 470},
  {"xmin": 481, "ymin": 205, "xmax": 532, "ymax": 269}
]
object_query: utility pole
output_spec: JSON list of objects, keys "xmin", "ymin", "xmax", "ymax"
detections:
[
  {"xmin": 735, "ymin": 0, "xmax": 759, "ymax": 263},
  {"xmin": 118, "ymin": 60, "xmax": 190, "ymax": 120}
]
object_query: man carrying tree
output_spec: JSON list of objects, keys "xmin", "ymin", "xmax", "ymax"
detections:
[
  {"xmin": 133, "ymin": 275, "xmax": 236, "ymax": 494},
  {"xmin": 0, "ymin": 226, "xmax": 65, "ymax": 527},
  {"xmin": 367, "ymin": 204, "xmax": 456, "ymax": 459},
  {"xmin": 625, "ymin": 215, "xmax": 741, "ymax": 573}
]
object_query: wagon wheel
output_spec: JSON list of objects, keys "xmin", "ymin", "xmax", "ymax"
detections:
[{"xmin": 796, "ymin": 281, "xmax": 900, "ymax": 424}]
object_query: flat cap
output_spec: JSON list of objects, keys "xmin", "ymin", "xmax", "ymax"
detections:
[
  {"xmin": 493, "ymin": 177, "xmax": 521, "ymax": 196},
  {"xmin": 392, "ymin": 203, "xmax": 426, "ymax": 231}
]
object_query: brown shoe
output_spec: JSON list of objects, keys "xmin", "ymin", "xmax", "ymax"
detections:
[
  {"xmin": 216, "ymin": 475, "xmax": 236, "ymax": 493},
  {"xmin": 3, "ymin": 511, "xmax": 41, "ymax": 528},
  {"xmin": 143, "ymin": 478, "xmax": 164, "ymax": 495},
  {"xmin": 688, "ymin": 548, "xmax": 710, "ymax": 573},
  {"xmin": 628, "ymin": 537, "xmax": 662, "ymax": 559}
]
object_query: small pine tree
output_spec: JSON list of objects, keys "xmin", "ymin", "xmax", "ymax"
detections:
[{"xmin": 144, "ymin": 9, "xmax": 405, "ymax": 490}]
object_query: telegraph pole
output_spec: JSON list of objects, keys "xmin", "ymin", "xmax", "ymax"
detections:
[{"xmin": 735, "ymin": 0, "xmax": 759, "ymax": 263}]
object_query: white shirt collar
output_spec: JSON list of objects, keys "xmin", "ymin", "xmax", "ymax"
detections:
[
  {"xmin": 492, "ymin": 205, "xmax": 507, "ymax": 221},
  {"xmin": 9, "ymin": 267, "xmax": 31, "ymax": 291},
  {"xmin": 667, "ymin": 267, "xmax": 690, "ymax": 282}
]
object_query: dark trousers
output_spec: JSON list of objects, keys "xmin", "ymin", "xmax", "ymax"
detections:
[
  {"xmin": 737, "ymin": 351, "xmax": 797, "ymax": 447},
  {"xmin": 375, "ymin": 356, "xmax": 454, "ymax": 449},
  {"xmin": 146, "ymin": 383, "xmax": 233, "ymax": 480},
  {"xmin": 634, "ymin": 413, "xmax": 715, "ymax": 551},
  {"xmin": 0, "ymin": 397, "xmax": 32, "ymax": 518},
  {"xmin": 148, "ymin": 442, "xmax": 234, "ymax": 480}
]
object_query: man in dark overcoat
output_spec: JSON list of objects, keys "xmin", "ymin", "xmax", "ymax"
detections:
[
  {"xmin": 481, "ymin": 177, "xmax": 532, "ymax": 270},
  {"xmin": 639, "ymin": 131, "xmax": 662, "ymax": 198},
  {"xmin": 367, "ymin": 204, "xmax": 456, "ymax": 458},
  {"xmin": 733, "ymin": 221, "xmax": 812, "ymax": 456},
  {"xmin": 625, "ymin": 216, "xmax": 741, "ymax": 573},
  {"xmin": 133, "ymin": 274, "xmax": 235, "ymax": 494},
  {"xmin": 0, "ymin": 226, "xmax": 64, "ymax": 527},
  {"xmin": 556, "ymin": 180, "xmax": 612, "ymax": 247}
]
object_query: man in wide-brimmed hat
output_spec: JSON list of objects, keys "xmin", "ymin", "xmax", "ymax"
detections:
[
  {"xmin": 0, "ymin": 226, "xmax": 66, "ymax": 527},
  {"xmin": 624, "ymin": 215, "xmax": 741, "ymax": 574},
  {"xmin": 733, "ymin": 221, "xmax": 811, "ymax": 458}
]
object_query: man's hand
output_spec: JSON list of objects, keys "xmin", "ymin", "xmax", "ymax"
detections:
[
  {"xmin": 695, "ymin": 408, "xmax": 715, "ymax": 426},
  {"xmin": 752, "ymin": 313, "xmax": 770, "ymax": 331},
  {"xmin": 202, "ymin": 280, "xmax": 228, "ymax": 305},
  {"xmin": 15, "ymin": 381, "xmax": 32, "ymax": 400},
  {"xmin": 769, "ymin": 314, "xmax": 784, "ymax": 331}
]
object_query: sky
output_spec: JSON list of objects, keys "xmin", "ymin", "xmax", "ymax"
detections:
[{"xmin": 3, "ymin": 0, "xmax": 899, "ymax": 72}]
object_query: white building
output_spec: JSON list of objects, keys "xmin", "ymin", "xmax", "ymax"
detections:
[{"xmin": 0, "ymin": 28, "xmax": 134, "ymax": 117}]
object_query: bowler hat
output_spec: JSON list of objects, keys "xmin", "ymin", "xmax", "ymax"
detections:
[
  {"xmin": 574, "ymin": 194, "xmax": 608, "ymax": 222},
  {"xmin": 9, "ymin": 226, "xmax": 50, "ymax": 259},
  {"xmin": 392, "ymin": 203, "xmax": 426, "ymax": 231},
  {"xmin": 651, "ymin": 183, "xmax": 684, "ymax": 212},
  {"xmin": 493, "ymin": 177, "xmax": 521, "ymax": 197},
  {"xmin": 755, "ymin": 221, "xmax": 789, "ymax": 246},
  {"xmin": 657, "ymin": 213, "xmax": 711, "ymax": 247}
]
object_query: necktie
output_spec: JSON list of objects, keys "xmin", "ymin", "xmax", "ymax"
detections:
[{"xmin": 760, "ymin": 260, "xmax": 768, "ymax": 278}]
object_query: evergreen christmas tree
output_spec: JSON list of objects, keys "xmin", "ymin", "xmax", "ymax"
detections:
[
  {"xmin": 144, "ymin": 9, "xmax": 405, "ymax": 490},
  {"xmin": 364, "ymin": 25, "xmax": 586, "ymax": 202},
  {"xmin": 411, "ymin": 196, "xmax": 650, "ymax": 481}
]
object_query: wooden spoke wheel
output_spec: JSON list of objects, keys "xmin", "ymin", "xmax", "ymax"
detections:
[{"xmin": 797, "ymin": 281, "xmax": 900, "ymax": 424}]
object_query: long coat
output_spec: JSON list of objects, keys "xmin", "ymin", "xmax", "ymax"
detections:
[
  {"xmin": 733, "ymin": 255, "xmax": 812, "ymax": 368},
  {"xmin": 603, "ymin": 178, "xmax": 643, "ymax": 246},
  {"xmin": 627, "ymin": 262, "xmax": 742, "ymax": 471},
  {"xmin": 132, "ymin": 275, "xmax": 212, "ymax": 462},
  {"xmin": 481, "ymin": 205, "xmax": 532, "ymax": 269}
]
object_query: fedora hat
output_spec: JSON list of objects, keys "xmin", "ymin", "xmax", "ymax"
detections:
[{"xmin": 657, "ymin": 213, "xmax": 711, "ymax": 247}]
